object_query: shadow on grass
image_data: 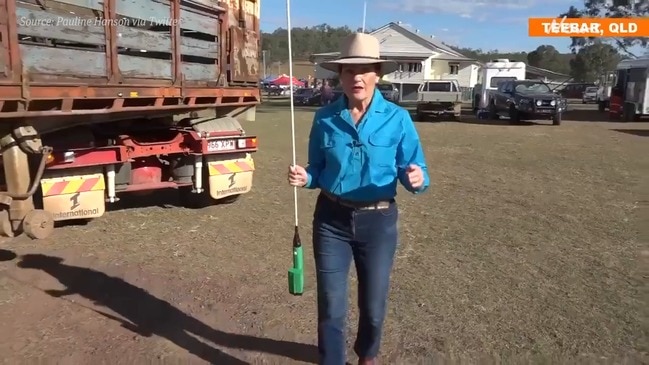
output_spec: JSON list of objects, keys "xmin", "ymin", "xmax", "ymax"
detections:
[
  {"xmin": 611, "ymin": 129, "xmax": 649, "ymax": 137},
  {"xmin": 13, "ymin": 252, "xmax": 318, "ymax": 364}
]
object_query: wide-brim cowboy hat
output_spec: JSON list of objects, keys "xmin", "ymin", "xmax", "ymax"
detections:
[{"xmin": 319, "ymin": 33, "xmax": 398, "ymax": 75}]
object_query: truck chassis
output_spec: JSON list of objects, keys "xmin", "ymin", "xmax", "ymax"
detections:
[{"xmin": 0, "ymin": 0, "xmax": 262, "ymax": 239}]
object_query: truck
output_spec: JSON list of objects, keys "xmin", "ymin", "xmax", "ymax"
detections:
[
  {"xmin": 609, "ymin": 56, "xmax": 649, "ymax": 122},
  {"xmin": 596, "ymin": 71, "xmax": 616, "ymax": 112},
  {"xmin": 0, "ymin": 0, "xmax": 262, "ymax": 239},
  {"xmin": 487, "ymin": 79, "xmax": 567, "ymax": 125},
  {"xmin": 472, "ymin": 59, "xmax": 527, "ymax": 111},
  {"xmin": 415, "ymin": 80, "xmax": 462, "ymax": 120}
]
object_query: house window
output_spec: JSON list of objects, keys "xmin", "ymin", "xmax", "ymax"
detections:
[
  {"xmin": 398, "ymin": 62, "xmax": 422, "ymax": 73},
  {"xmin": 399, "ymin": 62, "xmax": 423, "ymax": 72},
  {"xmin": 449, "ymin": 63, "xmax": 459, "ymax": 75}
]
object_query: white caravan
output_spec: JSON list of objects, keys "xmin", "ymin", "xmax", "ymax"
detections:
[
  {"xmin": 472, "ymin": 59, "xmax": 527, "ymax": 110},
  {"xmin": 610, "ymin": 56, "xmax": 649, "ymax": 121}
]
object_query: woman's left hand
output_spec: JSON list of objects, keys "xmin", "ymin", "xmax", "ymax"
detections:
[{"xmin": 405, "ymin": 164, "xmax": 424, "ymax": 189}]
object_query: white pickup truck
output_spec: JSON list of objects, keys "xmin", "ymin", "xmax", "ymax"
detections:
[{"xmin": 416, "ymin": 79, "xmax": 463, "ymax": 120}]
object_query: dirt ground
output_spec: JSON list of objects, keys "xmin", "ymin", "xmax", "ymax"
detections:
[{"xmin": 0, "ymin": 102, "xmax": 647, "ymax": 364}]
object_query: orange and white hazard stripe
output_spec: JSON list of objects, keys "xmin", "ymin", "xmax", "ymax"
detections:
[
  {"xmin": 208, "ymin": 159, "xmax": 255, "ymax": 176},
  {"xmin": 40, "ymin": 173, "xmax": 106, "ymax": 197}
]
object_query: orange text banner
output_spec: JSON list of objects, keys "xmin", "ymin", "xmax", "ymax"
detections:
[{"xmin": 528, "ymin": 17, "xmax": 649, "ymax": 37}]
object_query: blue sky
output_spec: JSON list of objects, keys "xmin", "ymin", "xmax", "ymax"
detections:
[{"xmin": 259, "ymin": 0, "xmax": 584, "ymax": 53}]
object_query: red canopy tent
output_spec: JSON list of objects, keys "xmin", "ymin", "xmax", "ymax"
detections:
[{"xmin": 270, "ymin": 74, "xmax": 304, "ymax": 87}]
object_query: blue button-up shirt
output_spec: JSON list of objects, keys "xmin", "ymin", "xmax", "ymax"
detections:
[{"xmin": 304, "ymin": 88, "xmax": 430, "ymax": 201}]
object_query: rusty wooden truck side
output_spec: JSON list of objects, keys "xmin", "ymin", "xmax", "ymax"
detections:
[{"xmin": 0, "ymin": 0, "xmax": 262, "ymax": 239}]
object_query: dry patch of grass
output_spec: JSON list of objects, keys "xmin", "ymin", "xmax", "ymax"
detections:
[{"xmin": 0, "ymin": 103, "xmax": 646, "ymax": 364}]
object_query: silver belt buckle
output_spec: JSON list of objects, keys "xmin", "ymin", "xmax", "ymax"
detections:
[{"xmin": 359, "ymin": 201, "xmax": 390, "ymax": 210}]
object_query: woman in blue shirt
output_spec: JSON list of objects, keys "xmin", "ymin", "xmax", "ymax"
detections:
[{"xmin": 288, "ymin": 32, "xmax": 430, "ymax": 365}]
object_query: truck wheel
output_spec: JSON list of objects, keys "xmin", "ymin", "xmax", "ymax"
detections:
[
  {"xmin": 552, "ymin": 112, "xmax": 562, "ymax": 125},
  {"xmin": 488, "ymin": 103, "xmax": 499, "ymax": 120},
  {"xmin": 508, "ymin": 105, "xmax": 520, "ymax": 124},
  {"xmin": 178, "ymin": 186, "xmax": 240, "ymax": 209},
  {"xmin": 217, "ymin": 195, "xmax": 240, "ymax": 204},
  {"xmin": 179, "ymin": 187, "xmax": 211, "ymax": 209},
  {"xmin": 22, "ymin": 210, "xmax": 54, "ymax": 240},
  {"xmin": 622, "ymin": 103, "xmax": 634, "ymax": 122}
]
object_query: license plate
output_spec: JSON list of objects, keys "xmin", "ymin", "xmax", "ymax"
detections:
[{"xmin": 207, "ymin": 139, "xmax": 235, "ymax": 152}]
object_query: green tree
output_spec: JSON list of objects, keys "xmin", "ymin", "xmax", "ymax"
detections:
[
  {"xmin": 259, "ymin": 23, "xmax": 577, "ymax": 75},
  {"xmin": 261, "ymin": 24, "xmax": 354, "ymax": 62},
  {"xmin": 569, "ymin": 42, "xmax": 621, "ymax": 82},
  {"xmin": 527, "ymin": 45, "xmax": 571, "ymax": 74},
  {"xmin": 560, "ymin": 1, "xmax": 648, "ymax": 58}
]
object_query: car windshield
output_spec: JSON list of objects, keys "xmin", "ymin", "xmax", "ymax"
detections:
[
  {"xmin": 585, "ymin": 87, "xmax": 598, "ymax": 92},
  {"xmin": 515, "ymin": 82, "xmax": 552, "ymax": 94}
]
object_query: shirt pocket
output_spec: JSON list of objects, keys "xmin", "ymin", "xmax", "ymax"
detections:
[
  {"xmin": 321, "ymin": 131, "xmax": 337, "ymax": 149},
  {"xmin": 367, "ymin": 132, "xmax": 399, "ymax": 168},
  {"xmin": 320, "ymin": 131, "xmax": 347, "ymax": 167}
]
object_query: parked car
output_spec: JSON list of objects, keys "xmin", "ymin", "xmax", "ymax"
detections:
[
  {"xmin": 292, "ymin": 88, "xmax": 321, "ymax": 105},
  {"xmin": 488, "ymin": 79, "xmax": 567, "ymax": 125},
  {"xmin": 264, "ymin": 84, "xmax": 285, "ymax": 96},
  {"xmin": 377, "ymin": 83, "xmax": 400, "ymax": 102},
  {"xmin": 582, "ymin": 86, "xmax": 598, "ymax": 104},
  {"xmin": 415, "ymin": 79, "xmax": 462, "ymax": 120},
  {"xmin": 561, "ymin": 82, "xmax": 596, "ymax": 99}
]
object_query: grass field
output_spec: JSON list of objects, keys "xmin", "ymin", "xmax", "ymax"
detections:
[{"xmin": 0, "ymin": 101, "xmax": 647, "ymax": 364}]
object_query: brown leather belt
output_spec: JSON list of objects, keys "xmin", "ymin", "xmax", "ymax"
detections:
[{"xmin": 320, "ymin": 190, "xmax": 392, "ymax": 210}]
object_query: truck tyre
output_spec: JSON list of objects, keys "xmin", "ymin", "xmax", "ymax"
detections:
[
  {"xmin": 552, "ymin": 112, "xmax": 562, "ymax": 126},
  {"xmin": 622, "ymin": 103, "xmax": 635, "ymax": 122},
  {"xmin": 509, "ymin": 105, "xmax": 520, "ymax": 124},
  {"xmin": 21, "ymin": 209, "xmax": 54, "ymax": 240},
  {"xmin": 488, "ymin": 102, "xmax": 499, "ymax": 120},
  {"xmin": 178, "ymin": 185, "xmax": 240, "ymax": 209}
]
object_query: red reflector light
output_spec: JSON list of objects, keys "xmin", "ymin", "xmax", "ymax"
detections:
[{"xmin": 246, "ymin": 138, "xmax": 257, "ymax": 148}]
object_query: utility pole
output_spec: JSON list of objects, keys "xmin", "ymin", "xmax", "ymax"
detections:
[
  {"xmin": 362, "ymin": 1, "xmax": 367, "ymax": 32},
  {"xmin": 262, "ymin": 50, "xmax": 267, "ymax": 79}
]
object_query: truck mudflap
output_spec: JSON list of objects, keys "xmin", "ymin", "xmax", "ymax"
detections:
[
  {"xmin": 205, "ymin": 153, "xmax": 255, "ymax": 200},
  {"xmin": 40, "ymin": 173, "xmax": 106, "ymax": 221}
]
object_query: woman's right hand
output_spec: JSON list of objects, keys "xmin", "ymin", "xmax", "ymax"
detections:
[{"xmin": 287, "ymin": 164, "xmax": 308, "ymax": 187}]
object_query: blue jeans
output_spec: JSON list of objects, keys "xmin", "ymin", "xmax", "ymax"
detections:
[{"xmin": 312, "ymin": 193, "xmax": 399, "ymax": 365}]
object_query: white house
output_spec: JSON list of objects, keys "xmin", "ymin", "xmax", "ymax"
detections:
[{"xmin": 310, "ymin": 22, "xmax": 480, "ymax": 102}]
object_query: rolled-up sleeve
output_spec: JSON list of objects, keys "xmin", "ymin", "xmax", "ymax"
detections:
[
  {"xmin": 304, "ymin": 115, "xmax": 324, "ymax": 189},
  {"xmin": 396, "ymin": 110, "xmax": 430, "ymax": 194}
]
